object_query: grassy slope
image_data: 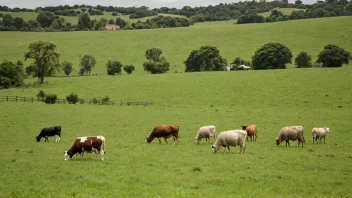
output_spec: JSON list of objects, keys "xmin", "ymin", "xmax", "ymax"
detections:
[
  {"xmin": 0, "ymin": 16, "xmax": 351, "ymax": 75},
  {"xmin": 0, "ymin": 67, "xmax": 351, "ymax": 197},
  {"xmin": 259, "ymin": 8, "xmax": 306, "ymax": 17}
]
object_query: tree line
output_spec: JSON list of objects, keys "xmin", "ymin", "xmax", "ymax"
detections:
[
  {"xmin": 0, "ymin": 12, "xmax": 192, "ymax": 31},
  {"xmin": 238, "ymin": 0, "xmax": 352, "ymax": 24},
  {"xmin": 1, "ymin": 0, "xmax": 352, "ymax": 31},
  {"xmin": 1, "ymin": 40, "xmax": 350, "ymax": 89}
]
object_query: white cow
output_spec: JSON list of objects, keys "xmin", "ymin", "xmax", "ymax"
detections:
[
  {"xmin": 312, "ymin": 127, "xmax": 330, "ymax": 143},
  {"xmin": 211, "ymin": 130, "xmax": 247, "ymax": 154},
  {"xmin": 195, "ymin": 125, "xmax": 216, "ymax": 144}
]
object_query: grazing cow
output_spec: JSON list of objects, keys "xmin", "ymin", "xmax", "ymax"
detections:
[
  {"xmin": 36, "ymin": 126, "xmax": 61, "ymax": 142},
  {"xmin": 64, "ymin": 136, "xmax": 105, "ymax": 161},
  {"xmin": 276, "ymin": 126, "xmax": 305, "ymax": 147},
  {"xmin": 241, "ymin": 124, "xmax": 257, "ymax": 141},
  {"xmin": 237, "ymin": 65, "xmax": 250, "ymax": 70},
  {"xmin": 146, "ymin": 125, "xmax": 179, "ymax": 145},
  {"xmin": 195, "ymin": 125, "xmax": 216, "ymax": 144},
  {"xmin": 312, "ymin": 127, "xmax": 330, "ymax": 144},
  {"xmin": 211, "ymin": 130, "xmax": 247, "ymax": 154}
]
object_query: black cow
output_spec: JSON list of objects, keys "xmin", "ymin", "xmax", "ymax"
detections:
[{"xmin": 36, "ymin": 126, "xmax": 61, "ymax": 142}]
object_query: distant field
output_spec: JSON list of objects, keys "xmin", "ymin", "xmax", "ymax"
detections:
[
  {"xmin": 0, "ymin": 11, "xmax": 186, "ymax": 24},
  {"xmin": 259, "ymin": 7, "xmax": 306, "ymax": 17},
  {"xmin": 0, "ymin": 67, "xmax": 351, "ymax": 197},
  {"xmin": 0, "ymin": 16, "xmax": 351, "ymax": 75}
]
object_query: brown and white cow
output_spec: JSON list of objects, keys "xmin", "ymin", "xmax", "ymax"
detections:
[
  {"xmin": 146, "ymin": 125, "xmax": 179, "ymax": 145},
  {"xmin": 64, "ymin": 136, "xmax": 105, "ymax": 161}
]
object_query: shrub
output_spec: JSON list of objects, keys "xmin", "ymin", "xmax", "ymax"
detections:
[
  {"xmin": 79, "ymin": 99, "xmax": 85, "ymax": 104},
  {"xmin": 102, "ymin": 96, "xmax": 110, "ymax": 104},
  {"xmin": 44, "ymin": 94, "xmax": 57, "ymax": 104},
  {"xmin": 123, "ymin": 65, "xmax": 135, "ymax": 74},
  {"xmin": 295, "ymin": 51, "xmax": 312, "ymax": 68},
  {"xmin": 66, "ymin": 93, "xmax": 79, "ymax": 104},
  {"xmin": 91, "ymin": 97, "xmax": 98, "ymax": 104},
  {"xmin": 37, "ymin": 90, "xmax": 46, "ymax": 101}
]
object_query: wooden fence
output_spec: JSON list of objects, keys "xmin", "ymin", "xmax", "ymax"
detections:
[
  {"xmin": 0, "ymin": 81, "xmax": 48, "ymax": 90},
  {"xmin": 0, "ymin": 96, "xmax": 153, "ymax": 106}
]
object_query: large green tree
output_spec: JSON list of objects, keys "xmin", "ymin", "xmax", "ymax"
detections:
[
  {"xmin": 184, "ymin": 46, "xmax": 227, "ymax": 72},
  {"xmin": 61, "ymin": 61, "xmax": 73, "ymax": 76},
  {"xmin": 106, "ymin": 60, "xmax": 123, "ymax": 75},
  {"xmin": 24, "ymin": 41, "xmax": 60, "ymax": 83},
  {"xmin": 78, "ymin": 13, "xmax": 92, "ymax": 30},
  {"xmin": 252, "ymin": 43, "xmax": 292, "ymax": 70},
  {"xmin": 143, "ymin": 48, "xmax": 170, "ymax": 74},
  {"xmin": 36, "ymin": 11, "xmax": 57, "ymax": 28},
  {"xmin": 317, "ymin": 45, "xmax": 350, "ymax": 67},
  {"xmin": 0, "ymin": 60, "xmax": 25, "ymax": 88},
  {"xmin": 79, "ymin": 55, "xmax": 96, "ymax": 75}
]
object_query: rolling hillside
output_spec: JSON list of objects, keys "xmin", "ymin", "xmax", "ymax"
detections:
[{"xmin": 0, "ymin": 16, "xmax": 351, "ymax": 75}]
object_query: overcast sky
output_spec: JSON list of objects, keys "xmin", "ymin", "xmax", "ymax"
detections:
[{"xmin": 0, "ymin": 0, "xmax": 315, "ymax": 9}]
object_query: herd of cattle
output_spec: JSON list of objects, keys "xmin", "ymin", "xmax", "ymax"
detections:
[{"xmin": 35, "ymin": 124, "xmax": 330, "ymax": 161}]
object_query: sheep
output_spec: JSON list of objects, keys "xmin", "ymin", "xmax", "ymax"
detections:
[
  {"xmin": 241, "ymin": 124, "xmax": 257, "ymax": 141},
  {"xmin": 276, "ymin": 126, "xmax": 305, "ymax": 147},
  {"xmin": 312, "ymin": 127, "xmax": 329, "ymax": 144},
  {"xmin": 211, "ymin": 130, "xmax": 247, "ymax": 154},
  {"xmin": 195, "ymin": 125, "xmax": 216, "ymax": 144}
]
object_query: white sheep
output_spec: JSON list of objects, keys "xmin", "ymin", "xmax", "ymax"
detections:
[
  {"xmin": 276, "ymin": 126, "xmax": 305, "ymax": 147},
  {"xmin": 312, "ymin": 127, "xmax": 330, "ymax": 144},
  {"xmin": 211, "ymin": 130, "xmax": 247, "ymax": 154},
  {"xmin": 195, "ymin": 125, "xmax": 216, "ymax": 144}
]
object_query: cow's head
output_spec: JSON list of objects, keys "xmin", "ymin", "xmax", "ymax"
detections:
[
  {"xmin": 64, "ymin": 151, "xmax": 72, "ymax": 160},
  {"xmin": 146, "ymin": 136, "xmax": 153, "ymax": 143},
  {"xmin": 211, "ymin": 145, "xmax": 219, "ymax": 153},
  {"xmin": 36, "ymin": 136, "xmax": 41, "ymax": 142},
  {"xmin": 241, "ymin": 125, "xmax": 248, "ymax": 130},
  {"xmin": 195, "ymin": 137, "xmax": 200, "ymax": 144},
  {"xmin": 276, "ymin": 139, "xmax": 281, "ymax": 145}
]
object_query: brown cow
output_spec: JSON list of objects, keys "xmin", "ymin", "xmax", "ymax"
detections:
[
  {"xmin": 64, "ymin": 136, "xmax": 105, "ymax": 161},
  {"xmin": 146, "ymin": 125, "xmax": 179, "ymax": 145},
  {"xmin": 241, "ymin": 124, "xmax": 257, "ymax": 141}
]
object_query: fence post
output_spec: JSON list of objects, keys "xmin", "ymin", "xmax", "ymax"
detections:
[
  {"xmin": 16, "ymin": 96, "xmax": 17, "ymax": 102},
  {"xmin": 120, "ymin": 101, "xmax": 122, "ymax": 106},
  {"xmin": 7, "ymin": 96, "xmax": 8, "ymax": 101},
  {"xmin": 32, "ymin": 97, "xmax": 34, "ymax": 103}
]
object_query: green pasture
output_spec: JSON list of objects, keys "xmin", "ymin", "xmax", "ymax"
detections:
[
  {"xmin": 0, "ymin": 67, "xmax": 352, "ymax": 197},
  {"xmin": 259, "ymin": 8, "xmax": 305, "ymax": 17},
  {"xmin": 0, "ymin": 16, "xmax": 351, "ymax": 75}
]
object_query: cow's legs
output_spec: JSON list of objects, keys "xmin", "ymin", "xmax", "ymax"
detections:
[
  {"xmin": 164, "ymin": 138, "xmax": 168, "ymax": 144},
  {"xmin": 158, "ymin": 138, "xmax": 161, "ymax": 144},
  {"xmin": 45, "ymin": 136, "xmax": 49, "ymax": 142},
  {"xmin": 100, "ymin": 150, "xmax": 105, "ymax": 161},
  {"xmin": 55, "ymin": 135, "xmax": 61, "ymax": 143}
]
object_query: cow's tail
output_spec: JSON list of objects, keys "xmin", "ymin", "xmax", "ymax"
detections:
[{"xmin": 103, "ymin": 137, "xmax": 106, "ymax": 154}]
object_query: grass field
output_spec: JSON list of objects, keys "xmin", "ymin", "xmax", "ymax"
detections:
[
  {"xmin": 259, "ymin": 8, "xmax": 306, "ymax": 17},
  {"xmin": 0, "ymin": 16, "xmax": 351, "ymax": 75},
  {"xmin": 0, "ymin": 67, "xmax": 351, "ymax": 197}
]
